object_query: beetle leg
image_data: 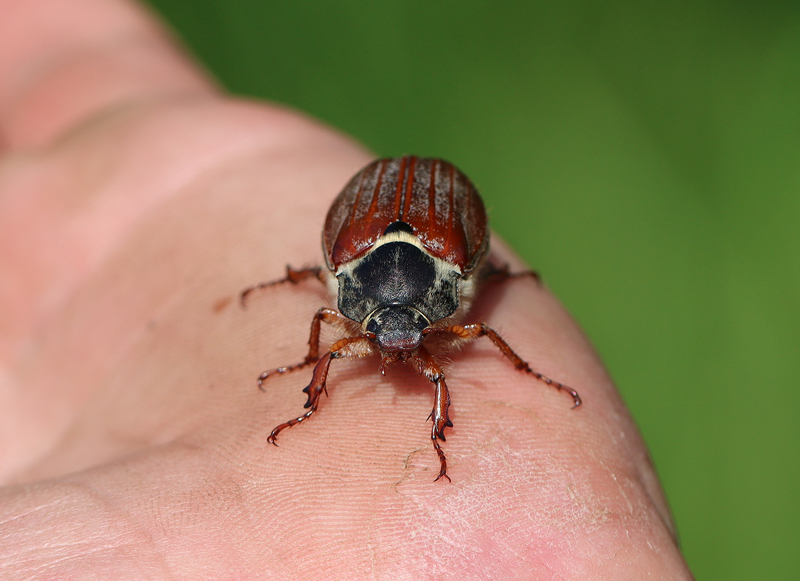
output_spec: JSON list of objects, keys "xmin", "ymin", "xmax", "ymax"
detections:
[
  {"xmin": 434, "ymin": 324, "xmax": 582, "ymax": 408},
  {"xmin": 257, "ymin": 308, "xmax": 351, "ymax": 390},
  {"xmin": 267, "ymin": 336, "xmax": 374, "ymax": 445},
  {"xmin": 240, "ymin": 265, "xmax": 326, "ymax": 306},
  {"xmin": 412, "ymin": 347, "xmax": 453, "ymax": 482},
  {"xmin": 430, "ymin": 376, "xmax": 453, "ymax": 483},
  {"xmin": 267, "ymin": 352, "xmax": 334, "ymax": 445},
  {"xmin": 480, "ymin": 262, "xmax": 540, "ymax": 285}
]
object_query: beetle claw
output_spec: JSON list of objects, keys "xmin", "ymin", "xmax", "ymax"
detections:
[
  {"xmin": 433, "ymin": 472, "xmax": 451, "ymax": 483},
  {"xmin": 431, "ymin": 436, "xmax": 451, "ymax": 483}
]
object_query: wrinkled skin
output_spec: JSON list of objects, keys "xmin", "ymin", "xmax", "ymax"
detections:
[{"xmin": 0, "ymin": 1, "xmax": 694, "ymax": 579}]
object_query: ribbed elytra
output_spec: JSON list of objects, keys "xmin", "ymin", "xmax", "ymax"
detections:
[{"xmin": 323, "ymin": 157, "xmax": 488, "ymax": 274}]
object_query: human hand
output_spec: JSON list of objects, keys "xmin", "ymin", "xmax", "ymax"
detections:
[{"xmin": 0, "ymin": 0, "xmax": 693, "ymax": 578}]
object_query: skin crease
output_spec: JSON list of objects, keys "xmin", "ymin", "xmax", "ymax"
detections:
[{"xmin": 0, "ymin": 0, "xmax": 694, "ymax": 579}]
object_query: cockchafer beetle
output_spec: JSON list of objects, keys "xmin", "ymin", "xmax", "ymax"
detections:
[{"xmin": 242, "ymin": 156, "xmax": 581, "ymax": 482}]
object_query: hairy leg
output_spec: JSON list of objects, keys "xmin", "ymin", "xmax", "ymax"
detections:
[
  {"xmin": 267, "ymin": 335, "xmax": 375, "ymax": 444},
  {"xmin": 411, "ymin": 346, "xmax": 453, "ymax": 482},
  {"xmin": 255, "ymin": 307, "xmax": 353, "ymax": 390},
  {"xmin": 429, "ymin": 323, "xmax": 582, "ymax": 407},
  {"xmin": 240, "ymin": 265, "xmax": 326, "ymax": 306}
]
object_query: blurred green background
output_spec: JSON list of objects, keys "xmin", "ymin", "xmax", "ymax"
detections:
[{"xmin": 144, "ymin": 0, "xmax": 800, "ymax": 577}]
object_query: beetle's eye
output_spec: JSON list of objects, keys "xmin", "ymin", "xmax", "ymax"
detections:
[
  {"xmin": 383, "ymin": 221, "xmax": 413, "ymax": 236},
  {"xmin": 366, "ymin": 318, "xmax": 379, "ymax": 335}
]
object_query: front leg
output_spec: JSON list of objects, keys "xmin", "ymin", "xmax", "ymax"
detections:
[
  {"xmin": 257, "ymin": 308, "xmax": 352, "ymax": 390},
  {"xmin": 267, "ymin": 351, "xmax": 334, "ymax": 445},
  {"xmin": 267, "ymin": 335, "xmax": 375, "ymax": 445},
  {"xmin": 413, "ymin": 346, "xmax": 453, "ymax": 482}
]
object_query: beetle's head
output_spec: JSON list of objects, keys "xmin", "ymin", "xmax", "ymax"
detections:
[{"xmin": 365, "ymin": 305, "xmax": 429, "ymax": 353}]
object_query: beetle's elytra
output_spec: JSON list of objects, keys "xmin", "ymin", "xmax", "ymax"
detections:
[{"xmin": 242, "ymin": 156, "xmax": 581, "ymax": 482}]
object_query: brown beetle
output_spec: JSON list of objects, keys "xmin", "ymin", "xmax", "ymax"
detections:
[{"xmin": 243, "ymin": 156, "xmax": 581, "ymax": 482}]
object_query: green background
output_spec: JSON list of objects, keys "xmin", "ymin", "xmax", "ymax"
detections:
[{"xmin": 144, "ymin": 0, "xmax": 800, "ymax": 578}]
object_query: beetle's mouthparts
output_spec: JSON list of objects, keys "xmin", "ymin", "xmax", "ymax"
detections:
[{"xmin": 366, "ymin": 305, "xmax": 429, "ymax": 352}]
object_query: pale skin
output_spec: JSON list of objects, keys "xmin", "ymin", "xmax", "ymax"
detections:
[{"xmin": 0, "ymin": 0, "xmax": 694, "ymax": 578}]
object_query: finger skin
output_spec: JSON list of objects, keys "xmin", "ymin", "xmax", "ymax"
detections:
[
  {"xmin": 0, "ymin": 1, "xmax": 694, "ymax": 579},
  {"xmin": 0, "ymin": 117, "xmax": 693, "ymax": 578},
  {"xmin": 0, "ymin": 0, "xmax": 213, "ymax": 150},
  {"xmin": 0, "ymin": 0, "xmax": 308, "ymax": 467}
]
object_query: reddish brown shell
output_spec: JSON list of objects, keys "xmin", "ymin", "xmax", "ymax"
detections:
[{"xmin": 323, "ymin": 157, "xmax": 488, "ymax": 274}]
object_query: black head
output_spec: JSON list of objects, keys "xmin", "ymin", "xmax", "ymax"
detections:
[{"xmin": 365, "ymin": 305, "xmax": 429, "ymax": 352}]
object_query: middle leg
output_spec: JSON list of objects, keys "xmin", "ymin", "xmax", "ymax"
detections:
[
  {"xmin": 428, "ymin": 323, "xmax": 582, "ymax": 408},
  {"xmin": 257, "ymin": 307, "xmax": 352, "ymax": 390}
]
